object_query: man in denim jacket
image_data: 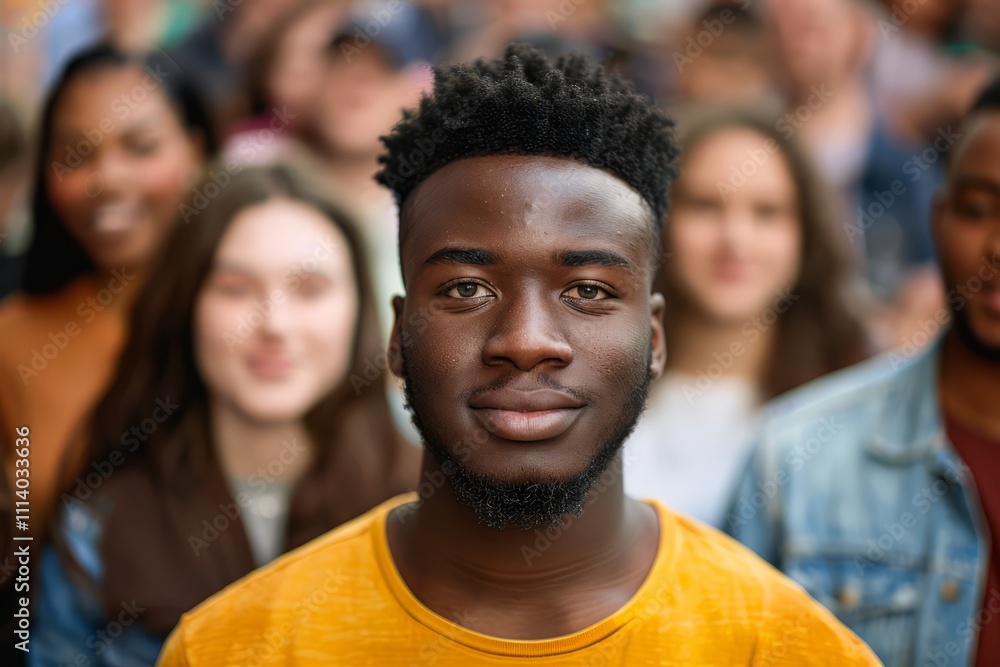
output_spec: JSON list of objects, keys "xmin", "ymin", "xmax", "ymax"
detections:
[{"xmin": 728, "ymin": 80, "xmax": 1000, "ymax": 667}]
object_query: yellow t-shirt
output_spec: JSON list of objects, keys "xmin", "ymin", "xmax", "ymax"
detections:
[{"xmin": 158, "ymin": 494, "xmax": 880, "ymax": 666}]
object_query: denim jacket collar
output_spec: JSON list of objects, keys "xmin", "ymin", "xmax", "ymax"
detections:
[
  {"xmin": 863, "ymin": 333, "xmax": 975, "ymax": 486},
  {"xmin": 864, "ymin": 335, "xmax": 946, "ymax": 467}
]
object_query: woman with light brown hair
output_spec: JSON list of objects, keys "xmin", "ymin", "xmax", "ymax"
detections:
[
  {"xmin": 33, "ymin": 163, "xmax": 419, "ymax": 664},
  {"xmin": 625, "ymin": 107, "xmax": 872, "ymax": 528}
]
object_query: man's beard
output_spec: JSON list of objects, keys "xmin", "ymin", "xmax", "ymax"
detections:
[
  {"xmin": 400, "ymin": 346, "xmax": 652, "ymax": 531},
  {"xmin": 953, "ymin": 307, "xmax": 1000, "ymax": 363}
]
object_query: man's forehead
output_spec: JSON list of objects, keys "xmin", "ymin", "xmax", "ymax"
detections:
[{"xmin": 400, "ymin": 154, "xmax": 656, "ymax": 250}]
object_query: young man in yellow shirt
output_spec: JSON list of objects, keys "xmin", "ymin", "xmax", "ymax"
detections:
[{"xmin": 158, "ymin": 42, "xmax": 880, "ymax": 666}]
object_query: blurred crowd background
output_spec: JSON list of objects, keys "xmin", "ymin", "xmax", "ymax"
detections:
[
  {"xmin": 1, "ymin": 0, "xmax": 999, "ymax": 663},
  {"xmin": 3, "ymin": 0, "xmax": 1000, "ymax": 348}
]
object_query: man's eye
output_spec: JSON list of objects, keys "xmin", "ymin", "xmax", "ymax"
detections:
[
  {"xmin": 566, "ymin": 284, "xmax": 610, "ymax": 300},
  {"xmin": 445, "ymin": 282, "xmax": 490, "ymax": 298},
  {"xmin": 956, "ymin": 200, "xmax": 994, "ymax": 219}
]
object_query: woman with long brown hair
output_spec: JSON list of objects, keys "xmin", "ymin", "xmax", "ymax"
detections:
[
  {"xmin": 33, "ymin": 163, "xmax": 420, "ymax": 665},
  {"xmin": 625, "ymin": 108, "xmax": 872, "ymax": 528}
]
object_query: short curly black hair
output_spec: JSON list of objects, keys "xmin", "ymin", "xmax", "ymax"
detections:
[{"xmin": 376, "ymin": 42, "xmax": 679, "ymax": 228}]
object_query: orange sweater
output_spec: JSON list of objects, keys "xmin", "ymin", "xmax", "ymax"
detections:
[{"xmin": 0, "ymin": 274, "xmax": 129, "ymax": 538}]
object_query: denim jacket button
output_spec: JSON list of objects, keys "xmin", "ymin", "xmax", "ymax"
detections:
[
  {"xmin": 836, "ymin": 586, "xmax": 860, "ymax": 609},
  {"xmin": 940, "ymin": 580, "xmax": 960, "ymax": 602}
]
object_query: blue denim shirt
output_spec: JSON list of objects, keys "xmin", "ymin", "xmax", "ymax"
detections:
[
  {"xmin": 727, "ymin": 337, "xmax": 989, "ymax": 667},
  {"xmin": 31, "ymin": 502, "xmax": 165, "ymax": 666}
]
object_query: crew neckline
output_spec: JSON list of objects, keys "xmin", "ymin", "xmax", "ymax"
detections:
[{"xmin": 372, "ymin": 498, "xmax": 679, "ymax": 657}]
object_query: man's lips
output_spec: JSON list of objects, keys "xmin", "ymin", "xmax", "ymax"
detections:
[{"xmin": 469, "ymin": 388, "xmax": 584, "ymax": 442}]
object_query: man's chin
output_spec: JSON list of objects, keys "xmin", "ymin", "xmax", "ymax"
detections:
[
  {"xmin": 450, "ymin": 474, "xmax": 596, "ymax": 531},
  {"xmin": 955, "ymin": 310, "xmax": 1000, "ymax": 363}
]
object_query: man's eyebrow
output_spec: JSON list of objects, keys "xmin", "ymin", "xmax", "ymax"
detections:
[
  {"xmin": 952, "ymin": 174, "xmax": 1000, "ymax": 195},
  {"xmin": 559, "ymin": 250, "xmax": 631, "ymax": 268},
  {"xmin": 423, "ymin": 247, "xmax": 499, "ymax": 267}
]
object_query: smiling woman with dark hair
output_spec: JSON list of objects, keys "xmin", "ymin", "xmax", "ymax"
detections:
[
  {"xmin": 0, "ymin": 43, "xmax": 215, "ymax": 542},
  {"xmin": 33, "ymin": 163, "xmax": 419, "ymax": 665}
]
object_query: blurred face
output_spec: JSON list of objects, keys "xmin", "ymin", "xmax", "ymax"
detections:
[
  {"xmin": 267, "ymin": 3, "xmax": 346, "ymax": 126},
  {"xmin": 392, "ymin": 155, "xmax": 666, "ymax": 529},
  {"xmin": 194, "ymin": 199, "xmax": 360, "ymax": 424},
  {"xmin": 766, "ymin": 0, "xmax": 865, "ymax": 91},
  {"xmin": 319, "ymin": 48, "xmax": 424, "ymax": 157},
  {"xmin": 668, "ymin": 128, "xmax": 802, "ymax": 323},
  {"xmin": 46, "ymin": 65, "xmax": 203, "ymax": 272},
  {"xmin": 677, "ymin": 41, "xmax": 771, "ymax": 104},
  {"xmin": 935, "ymin": 113, "xmax": 1000, "ymax": 357}
]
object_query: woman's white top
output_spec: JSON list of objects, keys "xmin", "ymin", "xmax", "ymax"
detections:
[{"xmin": 624, "ymin": 371, "xmax": 761, "ymax": 529}]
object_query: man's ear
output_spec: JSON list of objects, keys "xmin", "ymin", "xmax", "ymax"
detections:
[
  {"xmin": 388, "ymin": 295, "xmax": 406, "ymax": 378},
  {"xmin": 649, "ymin": 292, "xmax": 667, "ymax": 379}
]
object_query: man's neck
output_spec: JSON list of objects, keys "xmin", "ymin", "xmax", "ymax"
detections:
[
  {"xmin": 385, "ymin": 450, "xmax": 660, "ymax": 639},
  {"xmin": 939, "ymin": 329, "xmax": 1000, "ymax": 441}
]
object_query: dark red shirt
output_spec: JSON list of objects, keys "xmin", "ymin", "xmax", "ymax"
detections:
[{"xmin": 947, "ymin": 415, "xmax": 1000, "ymax": 667}]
